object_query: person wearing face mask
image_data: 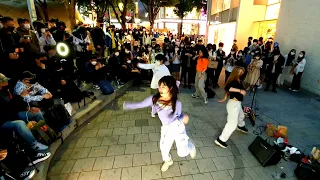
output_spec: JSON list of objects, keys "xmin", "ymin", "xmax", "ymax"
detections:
[
  {"xmin": 277, "ymin": 49, "xmax": 296, "ymax": 87},
  {"xmin": 235, "ymin": 50, "xmax": 245, "ymax": 68},
  {"xmin": 248, "ymin": 39, "xmax": 261, "ymax": 54},
  {"xmin": 224, "ymin": 49, "xmax": 237, "ymax": 82},
  {"xmin": 244, "ymin": 52, "xmax": 263, "ymax": 90},
  {"xmin": 14, "ymin": 71, "xmax": 52, "ymax": 106},
  {"xmin": 0, "ymin": 17, "xmax": 24, "ymax": 80},
  {"xmin": 170, "ymin": 46, "xmax": 181, "ymax": 81},
  {"xmin": 180, "ymin": 43, "xmax": 192, "ymax": 88},
  {"xmin": 143, "ymin": 30, "xmax": 152, "ymax": 45},
  {"xmin": 264, "ymin": 49, "xmax": 285, "ymax": 93},
  {"xmin": 91, "ymin": 21, "xmax": 106, "ymax": 56},
  {"xmin": 232, "ymin": 40, "xmax": 238, "ymax": 52},
  {"xmin": 36, "ymin": 25, "xmax": 56, "ymax": 53},
  {"xmin": 138, "ymin": 54, "xmax": 171, "ymax": 95},
  {"xmin": 289, "ymin": 51, "xmax": 306, "ymax": 92}
]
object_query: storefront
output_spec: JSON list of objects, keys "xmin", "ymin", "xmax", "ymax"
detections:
[{"xmin": 207, "ymin": 22, "xmax": 236, "ymax": 54}]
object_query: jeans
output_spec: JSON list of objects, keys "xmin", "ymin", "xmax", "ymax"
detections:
[
  {"xmin": 0, "ymin": 120, "xmax": 36, "ymax": 145},
  {"xmin": 194, "ymin": 72, "xmax": 207, "ymax": 99},
  {"xmin": 17, "ymin": 111, "xmax": 44, "ymax": 123}
]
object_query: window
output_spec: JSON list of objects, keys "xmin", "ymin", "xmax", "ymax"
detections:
[
  {"xmin": 268, "ymin": 0, "xmax": 281, "ymax": 5},
  {"xmin": 265, "ymin": 3, "xmax": 281, "ymax": 20}
]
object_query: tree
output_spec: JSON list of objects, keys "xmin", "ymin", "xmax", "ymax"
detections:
[
  {"xmin": 107, "ymin": 0, "xmax": 135, "ymax": 30},
  {"xmin": 174, "ymin": 0, "xmax": 204, "ymax": 36},
  {"xmin": 140, "ymin": 0, "xmax": 179, "ymax": 30},
  {"xmin": 78, "ymin": 0, "xmax": 110, "ymax": 23},
  {"xmin": 57, "ymin": 0, "xmax": 78, "ymax": 30}
]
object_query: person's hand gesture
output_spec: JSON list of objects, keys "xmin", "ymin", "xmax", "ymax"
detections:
[
  {"xmin": 30, "ymin": 107, "xmax": 40, "ymax": 113},
  {"xmin": 182, "ymin": 114, "xmax": 189, "ymax": 125},
  {"xmin": 20, "ymin": 89, "xmax": 30, "ymax": 97}
]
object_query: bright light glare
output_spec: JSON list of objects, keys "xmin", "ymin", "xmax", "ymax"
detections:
[{"xmin": 57, "ymin": 43, "xmax": 69, "ymax": 57}]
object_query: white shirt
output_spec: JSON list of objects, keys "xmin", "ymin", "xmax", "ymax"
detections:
[
  {"xmin": 138, "ymin": 63, "xmax": 171, "ymax": 89},
  {"xmin": 294, "ymin": 58, "xmax": 306, "ymax": 74}
]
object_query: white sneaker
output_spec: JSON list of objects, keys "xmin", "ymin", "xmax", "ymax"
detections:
[
  {"xmin": 161, "ymin": 159, "xmax": 173, "ymax": 172},
  {"xmin": 257, "ymin": 84, "xmax": 263, "ymax": 89},
  {"xmin": 289, "ymin": 88, "xmax": 293, "ymax": 91},
  {"xmin": 293, "ymin": 89, "xmax": 299, "ymax": 92},
  {"xmin": 204, "ymin": 98, "xmax": 208, "ymax": 104},
  {"xmin": 28, "ymin": 152, "xmax": 51, "ymax": 166},
  {"xmin": 31, "ymin": 141, "xmax": 48, "ymax": 151}
]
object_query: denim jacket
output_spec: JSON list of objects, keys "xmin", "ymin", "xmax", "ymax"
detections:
[{"xmin": 14, "ymin": 81, "xmax": 48, "ymax": 103}]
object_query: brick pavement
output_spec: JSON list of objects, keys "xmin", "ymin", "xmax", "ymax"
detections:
[{"xmin": 47, "ymin": 84, "xmax": 320, "ymax": 180}]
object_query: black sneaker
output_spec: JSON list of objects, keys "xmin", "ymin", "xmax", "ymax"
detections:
[
  {"xmin": 20, "ymin": 169, "xmax": 36, "ymax": 180},
  {"xmin": 237, "ymin": 126, "xmax": 248, "ymax": 133},
  {"xmin": 29, "ymin": 152, "xmax": 51, "ymax": 166},
  {"xmin": 215, "ymin": 138, "xmax": 228, "ymax": 148}
]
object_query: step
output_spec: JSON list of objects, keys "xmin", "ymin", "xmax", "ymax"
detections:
[{"xmin": 33, "ymin": 80, "xmax": 133, "ymax": 180}]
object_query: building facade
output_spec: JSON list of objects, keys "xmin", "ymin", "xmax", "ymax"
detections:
[
  {"xmin": 154, "ymin": 7, "xmax": 207, "ymax": 35},
  {"xmin": 206, "ymin": 0, "xmax": 281, "ymax": 53},
  {"xmin": 275, "ymin": 0, "xmax": 320, "ymax": 95},
  {"xmin": 207, "ymin": 0, "xmax": 320, "ymax": 94}
]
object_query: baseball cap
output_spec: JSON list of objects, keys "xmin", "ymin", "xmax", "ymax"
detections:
[{"xmin": 0, "ymin": 73, "xmax": 10, "ymax": 83}]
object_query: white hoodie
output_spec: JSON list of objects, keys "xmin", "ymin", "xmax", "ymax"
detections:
[{"xmin": 138, "ymin": 63, "xmax": 171, "ymax": 89}]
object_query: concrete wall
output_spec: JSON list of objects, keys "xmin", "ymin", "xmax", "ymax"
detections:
[
  {"xmin": 275, "ymin": 0, "xmax": 320, "ymax": 94},
  {"xmin": 235, "ymin": 0, "xmax": 266, "ymax": 50}
]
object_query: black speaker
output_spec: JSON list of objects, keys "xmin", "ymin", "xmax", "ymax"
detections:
[{"xmin": 248, "ymin": 136, "xmax": 281, "ymax": 167}]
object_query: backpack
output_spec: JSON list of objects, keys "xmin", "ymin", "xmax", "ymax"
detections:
[
  {"xmin": 98, "ymin": 80, "xmax": 114, "ymax": 95},
  {"xmin": 30, "ymin": 120, "xmax": 59, "ymax": 146},
  {"xmin": 45, "ymin": 104, "xmax": 71, "ymax": 132}
]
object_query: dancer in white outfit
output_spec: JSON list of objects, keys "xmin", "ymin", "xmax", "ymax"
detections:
[
  {"xmin": 123, "ymin": 76, "xmax": 196, "ymax": 171},
  {"xmin": 215, "ymin": 66, "xmax": 249, "ymax": 148}
]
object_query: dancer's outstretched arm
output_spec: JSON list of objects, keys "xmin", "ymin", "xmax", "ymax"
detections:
[{"xmin": 123, "ymin": 96, "xmax": 153, "ymax": 110}]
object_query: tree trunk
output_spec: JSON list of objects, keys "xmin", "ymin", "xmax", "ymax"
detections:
[
  {"xmin": 179, "ymin": 18, "xmax": 183, "ymax": 38},
  {"xmin": 64, "ymin": 0, "xmax": 77, "ymax": 31},
  {"xmin": 120, "ymin": 14, "xmax": 126, "ymax": 30}
]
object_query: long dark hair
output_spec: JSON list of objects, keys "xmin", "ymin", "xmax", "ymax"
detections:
[{"xmin": 152, "ymin": 76, "xmax": 179, "ymax": 115}]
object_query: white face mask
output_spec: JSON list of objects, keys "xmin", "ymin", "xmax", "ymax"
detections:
[
  {"xmin": 148, "ymin": 48, "xmax": 152, "ymax": 51},
  {"xmin": 290, "ymin": 52, "xmax": 295, "ymax": 55},
  {"xmin": 91, "ymin": 61, "xmax": 97, "ymax": 65},
  {"xmin": 116, "ymin": 33, "xmax": 119, "ymax": 36},
  {"xmin": 146, "ymin": 32, "xmax": 149, "ymax": 34},
  {"xmin": 181, "ymin": 45, "xmax": 184, "ymax": 47},
  {"xmin": 251, "ymin": 53, "xmax": 255, "ymax": 56},
  {"xmin": 24, "ymin": 24, "xmax": 30, "ymax": 30},
  {"xmin": 135, "ymin": 32, "xmax": 138, "ymax": 34},
  {"xmin": 255, "ymin": 56, "xmax": 260, "ymax": 60},
  {"xmin": 124, "ymin": 33, "xmax": 128, "ymax": 35},
  {"xmin": 238, "ymin": 54, "xmax": 243, "ymax": 57},
  {"xmin": 40, "ymin": 28, "xmax": 46, "ymax": 33},
  {"xmin": 219, "ymin": 47, "xmax": 223, "ymax": 50},
  {"xmin": 0, "ymin": 23, "xmax": 4, "ymax": 29},
  {"xmin": 127, "ymin": 60, "xmax": 131, "ymax": 63},
  {"xmin": 253, "ymin": 42, "xmax": 257, "ymax": 46},
  {"xmin": 175, "ymin": 48, "xmax": 179, "ymax": 51},
  {"xmin": 129, "ymin": 31, "xmax": 132, "ymax": 34},
  {"xmin": 125, "ymin": 50, "xmax": 130, "ymax": 54},
  {"xmin": 299, "ymin": 54, "xmax": 303, "ymax": 58},
  {"xmin": 155, "ymin": 61, "xmax": 161, "ymax": 66},
  {"xmin": 114, "ymin": 52, "xmax": 119, "ymax": 56}
]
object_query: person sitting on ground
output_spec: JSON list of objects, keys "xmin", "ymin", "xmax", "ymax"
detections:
[
  {"xmin": 14, "ymin": 71, "xmax": 53, "ymax": 107},
  {"xmin": 0, "ymin": 73, "xmax": 50, "ymax": 153},
  {"xmin": 84, "ymin": 55, "xmax": 107, "ymax": 90}
]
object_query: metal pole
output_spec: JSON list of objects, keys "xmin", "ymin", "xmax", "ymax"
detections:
[{"xmin": 27, "ymin": 0, "xmax": 37, "ymax": 23}]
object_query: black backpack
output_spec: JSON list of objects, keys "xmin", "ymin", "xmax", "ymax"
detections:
[
  {"xmin": 30, "ymin": 120, "xmax": 59, "ymax": 146},
  {"xmin": 45, "ymin": 104, "xmax": 71, "ymax": 132}
]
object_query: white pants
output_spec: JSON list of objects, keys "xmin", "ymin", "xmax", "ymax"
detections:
[
  {"xmin": 219, "ymin": 99, "xmax": 245, "ymax": 142},
  {"xmin": 277, "ymin": 66, "xmax": 291, "ymax": 85},
  {"xmin": 160, "ymin": 120, "xmax": 194, "ymax": 162},
  {"xmin": 194, "ymin": 72, "xmax": 207, "ymax": 99}
]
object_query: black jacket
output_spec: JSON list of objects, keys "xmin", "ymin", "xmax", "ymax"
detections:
[
  {"xmin": 91, "ymin": 27, "xmax": 106, "ymax": 48},
  {"xmin": 265, "ymin": 55, "xmax": 285, "ymax": 74},
  {"xmin": 0, "ymin": 90, "xmax": 26, "ymax": 126}
]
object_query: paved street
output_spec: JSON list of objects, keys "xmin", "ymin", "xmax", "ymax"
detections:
[{"xmin": 47, "ymin": 84, "xmax": 320, "ymax": 180}]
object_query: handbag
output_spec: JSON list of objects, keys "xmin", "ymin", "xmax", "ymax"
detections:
[{"xmin": 208, "ymin": 60, "xmax": 218, "ymax": 69}]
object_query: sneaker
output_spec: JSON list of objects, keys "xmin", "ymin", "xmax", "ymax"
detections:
[
  {"xmin": 93, "ymin": 85, "xmax": 100, "ymax": 90},
  {"xmin": 189, "ymin": 140, "xmax": 196, "ymax": 159},
  {"xmin": 20, "ymin": 169, "xmax": 36, "ymax": 180},
  {"xmin": 161, "ymin": 159, "xmax": 173, "ymax": 172},
  {"xmin": 151, "ymin": 113, "xmax": 155, "ymax": 118},
  {"xmin": 293, "ymin": 89, "xmax": 299, "ymax": 92},
  {"xmin": 192, "ymin": 94, "xmax": 200, "ymax": 98},
  {"xmin": 215, "ymin": 138, "xmax": 228, "ymax": 148},
  {"xmin": 31, "ymin": 141, "xmax": 48, "ymax": 151},
  {"xmin": 289, "ymin": 88, "xmax": 293, "ymax": 91},
  {"xmin": 204, "ymin": 98, "xmax": 208, "ymax": 104},
  {"xmin": 237, "ymin": 126, "xmax": 249, "ymax": 133},
  {"xmin": 257, "ymin": 84, "xmax": 263, "ymax": 89},
  {"xmin": 29, "ymin": 152, "xmax": 51, "ymax": 166}
]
